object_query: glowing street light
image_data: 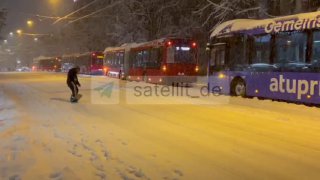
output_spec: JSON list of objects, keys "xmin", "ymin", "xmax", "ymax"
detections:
[
  {"xmin": 16, "ymin": 29, "xmax": 23, "ymax": 35},
  {"xmin": 27, "ymin": 20, "xmax": 34, "ymax": 27},
  {"xmin": 3, "ymin": 40, "xmax": 8, "ymax": 44},
  {"xmin": 9, "ymin": 32, "xmax": 14, "ymax": 37},
  {"xmin": 34, "ymin": 37, "xmax": 38, "ymax": 42},
  {"xmin": 49, "ymin": 0, "xmax": 62, "ymax": 7}
]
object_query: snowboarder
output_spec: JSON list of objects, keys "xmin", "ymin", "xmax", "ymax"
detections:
[{"xmin": 67, "ymin": 66, "xmax": 81, "ymax": 103}]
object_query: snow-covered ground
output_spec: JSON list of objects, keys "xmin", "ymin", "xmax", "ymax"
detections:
[{"xmin": 1, "ymin": 72, "xmax": 320, "ymax": 180}]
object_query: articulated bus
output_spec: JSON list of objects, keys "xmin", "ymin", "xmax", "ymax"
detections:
[
  {"xmin": 104, "ymin": 43, "xmax": 139, "ymax": 79},
  {"xmin": 208, "ymin": 11, "xmax": 320, "ymax": 105},
  {"xmin": 33, "ymin": 56, "xmax": 61, "ymax": 72},
  {"xmin": 61, "ymin": 52, "xmax": 104, "ymax": 75},
  {"xmin": 104, "ymin": 38, "xmax": 199, "ymax": 84}
]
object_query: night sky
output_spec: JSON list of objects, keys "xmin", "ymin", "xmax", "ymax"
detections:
[{"xmin": 0, "ymin": 0, "xmax": 74, "ymax": 36}]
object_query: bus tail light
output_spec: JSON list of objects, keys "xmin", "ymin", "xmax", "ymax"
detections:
[
  {"xmin": 162, "ymin": 65, "xmax": 167, "ymax": 72},
  {"xmin": 195, "ymin": 66, "xmax": 199, "ymax": 72},
  {"xmin": 192, "ymin": 42, "xmax": 197, "ymax": 48},
  {"xmin": 167, "ymin": 41, "xmax": 172, "ymax": 46}
]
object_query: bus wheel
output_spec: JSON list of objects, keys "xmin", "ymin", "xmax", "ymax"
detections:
[{"xmin": 232, "ymin": 79, "xmax": 246, "ymax": 97}]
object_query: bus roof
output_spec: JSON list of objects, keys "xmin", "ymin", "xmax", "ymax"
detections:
[
  {"xmin": 103, "ymin": 43, "xmax": 142, "ymax": 54},
  {"xmin": 104, "ymin": 37, "xmax": 193, "ymax": 53},
  {"xmin": 33, "ymin": 56, "xmax": 55, "ymax": 62},
  {"xmin": 62, "ymin": 52, "xmax": 102, "ymax": 58},
  {"xmin": 211, "ymin": 11, "xmax": 320, "ymax": 38},
  {"xmin": 130, "ymin": 37, "xmax": 194, "ymax": 50}
]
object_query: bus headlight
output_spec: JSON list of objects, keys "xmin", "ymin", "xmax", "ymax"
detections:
[{"xmin": 218, "ymin": 73, "xmax": 225, "ymax": 79}]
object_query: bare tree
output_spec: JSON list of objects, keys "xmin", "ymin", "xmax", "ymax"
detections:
[{"xmin": 195, "ymin": 0, "xmax": 264, "ymax": 27}]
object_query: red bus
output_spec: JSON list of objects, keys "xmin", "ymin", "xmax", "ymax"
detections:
[
  {"xmin": 129, "ymin": 38, "xmax": 199, "ymax": 84},
  {"xmin": 61, "ymin": 52, "xmax": 104, "ymax": 75},
  {"xmin": 103, "ymin": 43, "xmax": 140, "ymax": 79},
  {"xmin": 33, "ymin": 56, "xmax": 61, "ymax": 72},
  {"xmin": 104, "ymin": 38, "xmax": 199, "ymax": 84}
]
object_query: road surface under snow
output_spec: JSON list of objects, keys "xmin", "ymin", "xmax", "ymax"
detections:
[{"xmin": 1, "ymin": 72, "xmax": 320, "ymax": 180}]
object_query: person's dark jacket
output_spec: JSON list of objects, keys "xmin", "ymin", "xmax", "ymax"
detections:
[{"xmin": 67, "ymin": 68, "xmax": 81, "ymax": 86}]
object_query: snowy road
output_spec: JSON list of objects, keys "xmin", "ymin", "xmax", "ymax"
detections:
[{"xmin": 1, "ymin": 72, "xmax": 320, "ymax": 180}]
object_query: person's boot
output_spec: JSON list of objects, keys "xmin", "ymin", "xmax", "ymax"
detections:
[{"xmin": 70, "ymin": 96, "xmax": 78, "ymax": 103}]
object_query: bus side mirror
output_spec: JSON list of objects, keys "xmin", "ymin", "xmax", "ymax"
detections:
[
  {"xmin": 206, "ymin": 43, "xmax": 210, "ymax": 50},
  {"xmin": 206, "ymin": 43, "xmax": 213, "ymax": 50}
]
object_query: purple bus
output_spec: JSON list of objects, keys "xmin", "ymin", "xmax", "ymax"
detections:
[{"xmin": 208, "ymin": 11, "xmax": 320, "ymax": 105}]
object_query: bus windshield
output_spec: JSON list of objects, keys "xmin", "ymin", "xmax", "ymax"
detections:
[
  {"xmin": 92, "ymin": 56, "xmax": 104, "ymax": 65},
  {"xmin": 167, "ymin": 46, "xmax": 196, "ymax": 64}
]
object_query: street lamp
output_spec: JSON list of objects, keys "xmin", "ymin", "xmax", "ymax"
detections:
[
  {"xmin": 3, "ymin": 40, "xmax": 8, "ymax": 44},
  {"xmin": 27, "ymin": 20, "xmax": 34, "ymax": 27},
  {"xmin": 49, "ymin": 0, "xmax": 62, "ymax": 6},
  {"xmin": 9, "ymin": 32, "xmax": 14, "ymax": 37},
  {"xmin": 16, "ymin": 29, "xmax": 23, "ymax": 35},
  {"xmin": 34, "ymin": 37, "xmax": 38, "ymax": 42}
]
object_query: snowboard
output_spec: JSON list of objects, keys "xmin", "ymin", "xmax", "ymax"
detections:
[{"xmin": 71, "ymin": 94, "xmax": 83, "ymax": 103}]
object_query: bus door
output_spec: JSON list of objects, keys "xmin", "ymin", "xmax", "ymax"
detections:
[
  {"xmin": 209, "ymin": 43, "xmax": 229, "ymax": 94},
  {"xmin": 209, "ymin": 43, "xmax": 226, "ymax": 74}
]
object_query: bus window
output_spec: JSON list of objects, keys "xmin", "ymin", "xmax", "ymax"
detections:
[
  {"xmin": 107, "ymin": 54, "xmax": 112, "ymax": 66},
  {"xmin": 251, "ymin": 35, "xmax": 271, "ymax": 64},
  {"xmin": 149, "ymin": 48, "xmax": 161, "ymax": 68},
  {"xmin": 167, "ymin": 47, "xmax": 175, "ymax": 64},
  {"xmin": 92, "ymin": 56, "xmax": 103, "ymax": 65},
  {"xmin": 129, "ymin": 52, "xmax": 135, "ymax": 68},
  {"xmin": 119, "ymin": 52, "xmax": 125, "ymax": 67},
  {"xmin": 209, "ymin": 44, "xmax": 226, "ymax": 73},
  {"xmin": 275, "ymin": 32, "xmax": 308, "ymax": 71},
  {"xmin": 174, "ymin": 46, "xmax": 196, "ymax": 64},
  {"xmin": 312, "ymin": 31, "xmax": 320, "ymax": 71},
  {"xmin": 136, "ymin": 51, "xmax": 143, "ymax": 67},
  {"xmin": 143, "ymin": 50, "xmax": 150, "ymax": 63},
  {"xmin": 229, "ymin": 37, "xmax": 246, "ymax": 69}
]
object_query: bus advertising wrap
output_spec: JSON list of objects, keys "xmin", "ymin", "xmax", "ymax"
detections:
[
  {"xmin": 265, "ymin": 16, "xmax": 320, "ymax": 33},
  {"xmin": 246, "ymin": 73, "xmax": 320, "ymax": 104}
]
